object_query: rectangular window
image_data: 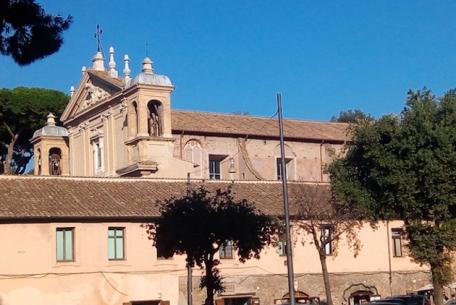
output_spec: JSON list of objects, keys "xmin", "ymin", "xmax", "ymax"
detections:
[
  {"xmin": 92, "ymin": 138, "xmax": 104, "ymax": 172},
  {"xmin": 392, "ymin": 228, "xmax": 403, "ymax": 257},
  {"xmin": 56, "ymin": 228, "xmax": 74, "ymax": 262},
  {"xmin": 219, "ymin": 241, "xmax": 233, "ymax": 259},
  {"xmin": 108, "ymin": 227, "xmax": 125, "ymax": 260},
  {"xmin": 276, "ymin": 158, "xmax": 293, "ymax": 180},
  {"xmin": 209, "ymin": 155, "xmax": 222, "ymax": 180},
  {"xmin": 321, "ymin": 225, "xmax": 333, "ymax": 256},
  {"xmin": 96, "ymin": 142, "xmax": 102, "ymax": 168}
]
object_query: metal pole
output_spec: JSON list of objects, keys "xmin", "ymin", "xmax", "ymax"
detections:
[
  {"xmin": 187, "ymin": 172, "xmax": 193, "ymax": 305},
  {"xmin": 386, "ymin": 220, "xmax": 393, "ymax": 296},
  {"xmin": 277, "ymin": 93, "xmax": 296, "ymax": 305}
]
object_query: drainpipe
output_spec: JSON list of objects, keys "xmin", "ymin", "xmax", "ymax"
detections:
[
  {"xmin": 319, "ymin": 141, "xmax": 324, "ymax": 182},
  {"xmin": 386, "ymin": 220, "xmax": 393, "ymax": 296},
  {"xmin": 180, "ymin": 131, "xmax": 184, "ymax": 159}
]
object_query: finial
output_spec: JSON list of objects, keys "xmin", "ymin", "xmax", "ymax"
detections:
[
  {"xmin": 123, "ymin": 54, "xmax": 131, "ymax": 84},
  {"xmin": 141, "ymin": 57, "xmax": 153, "ymax": 74},
  {"xmin": 82, "ymin": 66, "xmax": 86, "ymax": 74},
  {"xmin": 70, "ymin": 85, "xmax": 75, "ymax": 97},
  {"xmin": 47, "ymin": 113, "xmax": 56, "ymax": 126},
  {"xmin": 108, "ymin": 46, "xmax": 118, "ymax": 77},
  {"xmin": 92, "ymin": 51, "xmax": 105, "ymax": 71}
]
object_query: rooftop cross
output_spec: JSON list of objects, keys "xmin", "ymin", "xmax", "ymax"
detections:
[{"xmin": 94, "ymin": 24, "xmax": 103, "ymax": 52}]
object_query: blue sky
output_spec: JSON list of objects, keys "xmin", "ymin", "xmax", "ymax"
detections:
[{"xmin": 2, "ymin": 0, "xmax": 456, "ymax": 121}]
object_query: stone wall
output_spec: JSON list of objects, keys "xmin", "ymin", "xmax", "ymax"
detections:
[{"xmin": 180, "ymin": 271, "xmax": 431, "ymax": 305}]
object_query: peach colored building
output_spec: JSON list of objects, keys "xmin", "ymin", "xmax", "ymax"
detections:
[
  {"xmin": 0, "ymin": 177, "xmax": 429, "ymax": 305},
  {"xmin": 0, "ymin": 49, "xmax": 431, "ymax": 305}
]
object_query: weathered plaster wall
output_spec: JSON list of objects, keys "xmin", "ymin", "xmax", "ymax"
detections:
[{"xmin": 173, "ymin": 134, "xmax": 343, "ymax": 182}]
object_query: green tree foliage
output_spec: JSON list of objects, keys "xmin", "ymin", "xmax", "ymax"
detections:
[
  {"xmin": 0, "ymin": 87, "xmax": 68, "ymax": 174},
  {"xmin": 328, "ymin": 89, "xmax": 456, "ymax": 305},
  {"xmin": 0, "ymin": 0, "xmax": 72, "ymax": 65},
  {"xmin": 147, "ymin": 186, "xmax": 277, "ymax": 305},
  {"xmin": 330, "ymin": 109, "xmax": 373, "ymax": 123}
]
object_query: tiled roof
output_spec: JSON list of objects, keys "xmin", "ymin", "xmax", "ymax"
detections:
[
  {"xmin": 171, "ymin": 110, "xmax": 349, "ymax": 142},
  {"xmin": 0, "ymin": 176, "xmax": 329, "ymax": 221}
]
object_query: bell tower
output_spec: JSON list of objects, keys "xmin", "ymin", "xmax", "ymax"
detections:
[
  {"xmin": 31, "ymin": 113, "xmax": 70, "ymax": 176},
  {"xmin": 116, "ymin": 56, "xmax": 193, "ymax": 177}
]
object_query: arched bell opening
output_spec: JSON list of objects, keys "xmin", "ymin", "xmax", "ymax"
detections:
[
  {"xmin": 36, "ymin": 148, "xmax": 42, "ymax": 175},
  {"xmin": 48, "ymin": 147, "xmax": 62, "ymax": 176},
  {"xmin": 130, "ymin": 101, "xmax": 139, "ymax": 137}
]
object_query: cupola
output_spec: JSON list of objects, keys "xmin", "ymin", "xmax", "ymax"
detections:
[{"xmin": 30, "ymin": 113, "xmax": 69, "ymax": 176}]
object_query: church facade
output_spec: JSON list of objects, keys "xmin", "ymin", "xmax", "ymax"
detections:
[{"xmin": 0, "ymin": 48, "xmax": 434, "ymax": 305}]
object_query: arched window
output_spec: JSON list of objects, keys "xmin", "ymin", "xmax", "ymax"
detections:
[
  {"xmin": 131, "ymin": 101, "xmax": 138, "ymax": 136},
  {"xmin": 184, "ymin": 139, "xmax": 203, "ymax": 167},
  {"xmin": 147, "ymin": 100, "xmax": 162, "ymax": 136},
  {"xmin": 49, "ymin": 147, "xmax": 62, "ymax": 175},
  {"xmin": 36, "ymin": 148, "xmax": 42, "ymax": 175}
]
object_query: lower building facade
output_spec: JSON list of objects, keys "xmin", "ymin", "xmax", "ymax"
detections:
[{"xmin": 0, "ymin": 176, "xmax": 433, "ymax": 305}]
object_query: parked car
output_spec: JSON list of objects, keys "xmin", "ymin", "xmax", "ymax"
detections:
[
  {"xmin": 445, "ymin": 300, "xmax": 456, "ymax": 305},
  {"xmin": 372, "ymin": 299, "xmax": 407, "ymax": 305},
  {"xmin": 385, "ymin": 295, "xmax": 430, "ymax": 305},
  {"xmin": 366, "ymin": 302, "xmax": 402, "ymax": 305}
]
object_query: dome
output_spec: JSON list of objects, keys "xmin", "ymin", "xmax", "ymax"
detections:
[
  {"xmin": 32, "ymin": 113, "xmax": 69, "ymax": 139},
  {"xmin": 126, "ymin": 57, "xmax": 173, "ymax": 88},
  {"xmin": 33, "ymin": 125, "xmax": 69, "ymax": 138},
  {"xmin": 128, "ymin": 73, "xmax": 173, "ymax": 87}
]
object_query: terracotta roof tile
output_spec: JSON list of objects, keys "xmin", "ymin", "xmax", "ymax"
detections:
[
  {"xmin": 0, "ymin": 176, "xmax": 329, "ymax": 221},
  {"xmin": 171, "ymin": 110, "xmax": 349, "ymax": 142}
]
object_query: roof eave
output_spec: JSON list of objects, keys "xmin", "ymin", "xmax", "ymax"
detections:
[{"xmin": 171, "ymin": 129, "xmax": 347, "ymax": 144}]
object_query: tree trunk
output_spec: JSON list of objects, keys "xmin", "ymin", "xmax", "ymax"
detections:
[
  {"xmin": 430, "ymin": 263, "xmax": 445, "ymax": 305},
  {"xmin": 319, "ymin": 253, "xmax": 334, "ymax": 305},
  {"xmin": 4, "ymin": 135, "xmax": 18, "ymax": 175},
  {"xmin": 204, "ymin": 258, "xmax": 215, "ymax": 305}
]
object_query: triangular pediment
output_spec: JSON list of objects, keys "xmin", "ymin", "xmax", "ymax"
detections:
[{"xmin": 61, "ymin": 70, "xmax": 123, "ymax": 123}]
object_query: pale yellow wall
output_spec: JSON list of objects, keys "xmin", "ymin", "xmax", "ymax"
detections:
[
  {"xmin": 113, "ymin": 111, "xmax": 129, "ymax": 170},
  {"xmin": 0, "ymin": 221, "xmax": 426, "ymax": 305},
  {"xmin": 67, "ymin": 103, "xmax": 129, "ymax": 177},
  {"xmin": 70, "ymin": 131, "xmax": 84, "ymax": 176}
]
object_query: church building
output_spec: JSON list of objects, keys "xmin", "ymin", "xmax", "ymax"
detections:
[
  {"xmin": 0, "ymin": 48, "xmax": 433, "ymax": 305},
  {"xmin": 31, "ymin": 47, "xmax": 348, "ymax": 181}
]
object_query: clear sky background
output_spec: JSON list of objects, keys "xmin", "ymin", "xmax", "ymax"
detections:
[{"xmin": 1, "ymin": 1, "xmax": 456, "ymax": 121}]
